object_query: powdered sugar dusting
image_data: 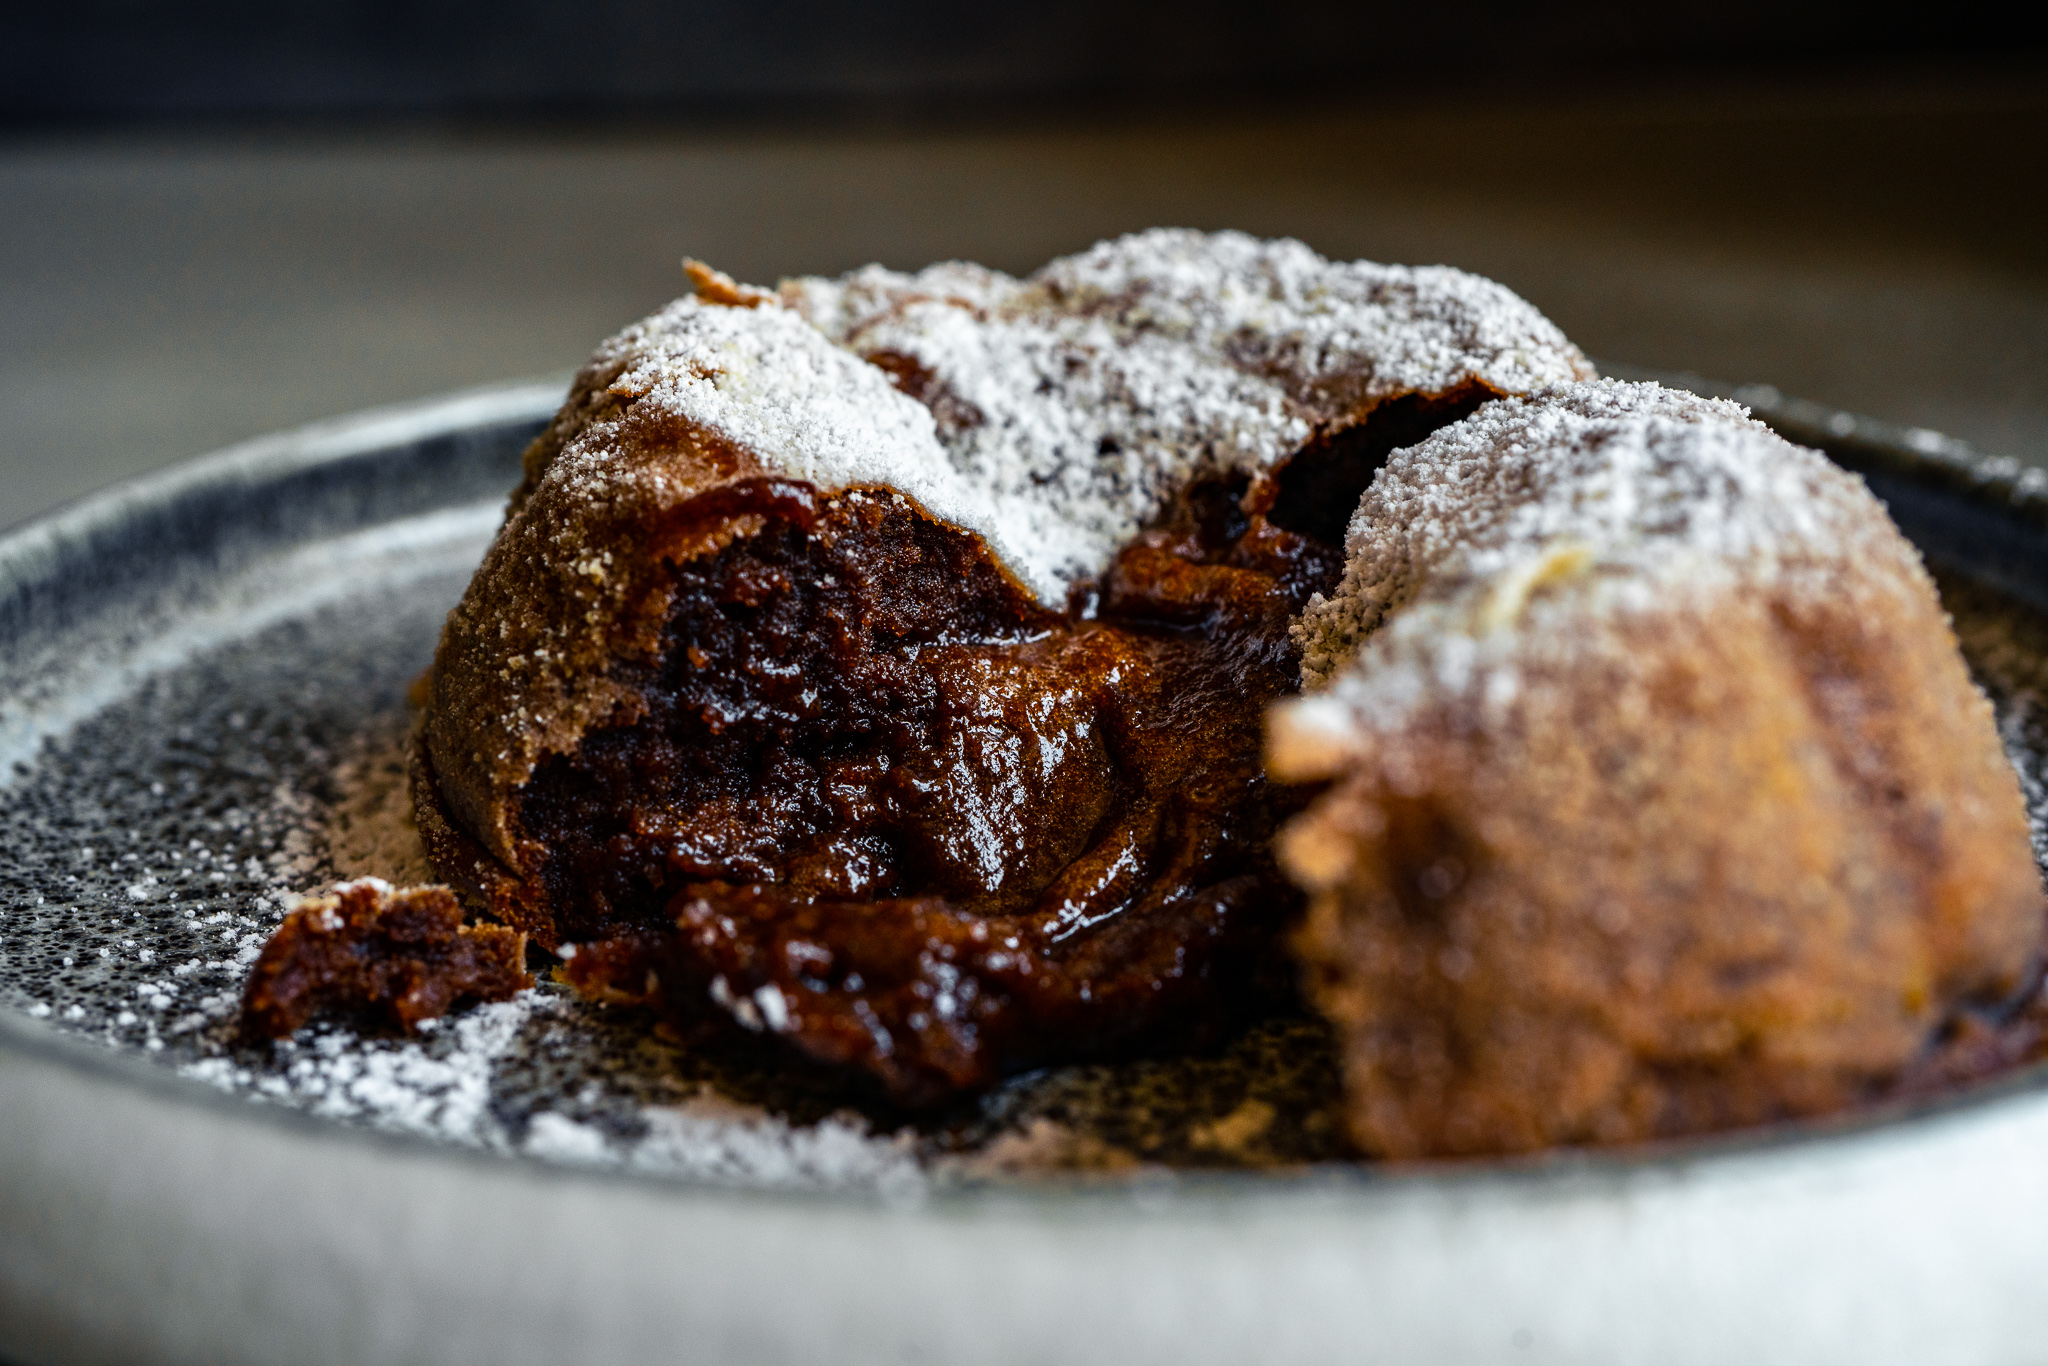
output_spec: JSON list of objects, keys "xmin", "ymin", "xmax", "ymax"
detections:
[
  {"xmin": 526, "ymin": 1091, "xmax": 927, "ymax": 1197},
  {"xmin": 186, "ymin": 994, "xmax": 534, "ymax": 1139},
  {"xmin": 776, "ymin": 228, "xmax": 1591, "ymax": 601},
  {"xmin": 533, "ymin": 297, "xmax": 1033, "ymax": 595},
  {"xmin": 1285, "ymin": 380, "xmax": 1929, "ymax": 723}
]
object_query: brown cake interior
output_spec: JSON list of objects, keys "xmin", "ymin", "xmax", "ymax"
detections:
[
  {"xmin": 417, "ymin": 390, "xmax": 1488, "ymax": 1103},
  {"xmin": 240, "ymin": 882, "xmax": 531, "ymax": 1040}
]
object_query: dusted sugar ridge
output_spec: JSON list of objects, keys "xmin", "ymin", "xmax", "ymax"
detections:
[
  {"xmin": 780, "ymin": 228, "xmax": 1594, "ymax": 602},
  {"xmin": 1270, "ymin": 380, "xmax": 2048, "ymax": 1157},
  {"xmin": 416, "ymin": 231, "xmax": 1590, "ymax": 1103}
]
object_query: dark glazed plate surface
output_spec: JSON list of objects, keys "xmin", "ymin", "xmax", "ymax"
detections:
[{"xmin": 6, "ymin": 373, "xmax": 2048, "ymax": 1366}]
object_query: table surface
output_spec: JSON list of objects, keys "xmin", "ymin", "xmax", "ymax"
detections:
[{"xmin": 3, "ymin": 64, "xmax": 2044, "ymax": 533}]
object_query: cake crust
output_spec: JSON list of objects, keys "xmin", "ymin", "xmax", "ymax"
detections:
[{"xmin": 1271, "ymin": 381, "xmax": 2047, "ymax": 1157}]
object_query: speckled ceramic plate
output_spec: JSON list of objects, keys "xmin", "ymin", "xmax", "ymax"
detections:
[{"xmin": 5, "ymin": 372, "xmax": 2048, "ymax": 1366}]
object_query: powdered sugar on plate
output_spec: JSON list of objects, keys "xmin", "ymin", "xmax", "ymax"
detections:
[
  {"xmin": 0, "ymin": 576, "xmax": 1363, "ymax": 1185},
  {"xmin": 0, "ymin": 577, "xmax": 940, "ymax": 1193}
]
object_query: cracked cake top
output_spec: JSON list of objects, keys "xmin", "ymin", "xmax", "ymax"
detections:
[
  {"xmin": 430, "ymin": 231, "xmax": 1591, "ymax": 856},
  {"xmin": 779, "ymin": 227, "xmax": 1594, "ymax": 601}
]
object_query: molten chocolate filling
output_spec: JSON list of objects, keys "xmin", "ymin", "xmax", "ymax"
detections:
[{"xmin": 432, "ymin": 391, "xmax": 1486, "ymax": 1103}]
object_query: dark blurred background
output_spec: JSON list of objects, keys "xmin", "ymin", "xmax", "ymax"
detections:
[
  {"xmin": 5, "ymin": 2, "xmax": 2040, "ymax": 121},
  {"xmin": 2, "ymin": 1, "xmax": 2045, "ymax": 530}
]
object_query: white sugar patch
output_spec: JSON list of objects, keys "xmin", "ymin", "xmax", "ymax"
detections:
[
  {"xmin": 186, "ymin": 995, "xmax": 537, "ymax": 1141},
  {"xmin": 536, "ymin": 228, "xmax": 1587, "ymax": 605},
  {"xmin": 523, "ymin": 1091, "xmax": 928, "ymax": 1198},
  {"xmin": 778, "ymin": 229, "xmax": 1589, "ymax": 601},
  {"xmin": 532, "ymin": 299, "xmax": 1034, "ymax": 602},
  {"xmin": 1283, "ymin": 379, "xmax": 1929, "ymax": 733}
]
